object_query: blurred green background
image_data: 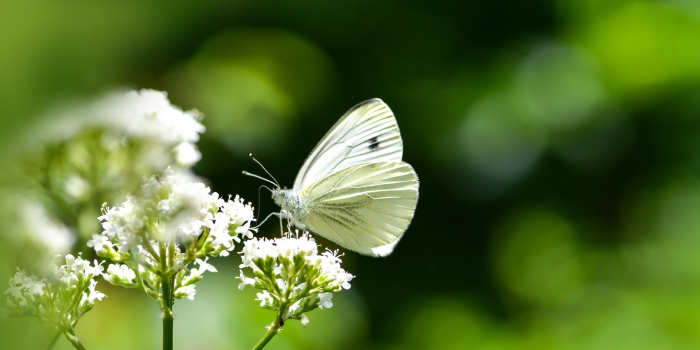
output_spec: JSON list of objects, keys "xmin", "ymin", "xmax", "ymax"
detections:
[{"xmin": 3, "ymin": 0, "xmax": 700, "ymax": 349}]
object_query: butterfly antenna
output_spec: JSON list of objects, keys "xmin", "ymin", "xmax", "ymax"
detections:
[
  {"xmin": 249, "ymin": 153, "xmax": 280, "ymax": 187},
  {"xmin": 242, "ymin": 171, "xmax": 278, "ymax": 188}
]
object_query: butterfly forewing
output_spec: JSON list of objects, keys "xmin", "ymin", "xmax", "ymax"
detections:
[
  {"xmin": 293, "ymin": 99, "xmax": 403, "ymax": 190},
  {"xmin": 300, "ymin": 162, "xmax": 418, "ymax": 256}
]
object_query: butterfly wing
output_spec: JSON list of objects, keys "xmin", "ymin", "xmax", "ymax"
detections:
[
  {"xmin": 293, "ymin": 99, "xmax": 403, "ymax": 191},
  {"xmin": 300, "ymin": 162, "xmax": 418, "ymax": 257}
]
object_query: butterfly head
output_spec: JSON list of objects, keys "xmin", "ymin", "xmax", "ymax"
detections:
[
  {"xmin": 271, "ymin": 188, "xmax": 293, "ymax": 211},
  {"xmin": 271, "ymin": 187, "xmax": 308, "ymax": 220},
  {"xmin": 271, "ymin": 187, "xmax": 286, "ymax": 204}
]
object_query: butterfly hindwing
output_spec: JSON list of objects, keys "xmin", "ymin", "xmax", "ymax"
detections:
[
  {"xmin": 300, "ymin": 162, "xmax": 418, "ymax": 257},
  {"xmin": 293, "ymin": 99, "xmax": 403, "ymax": 190}
]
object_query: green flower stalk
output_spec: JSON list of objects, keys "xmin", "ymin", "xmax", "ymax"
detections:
[
  {"xmin": 238, "ymin": 233, "xmax": 354, "ymax": 350},
  {"xmin": 1, "ymin": 254, "xmax": 105, "ymax": 350}
]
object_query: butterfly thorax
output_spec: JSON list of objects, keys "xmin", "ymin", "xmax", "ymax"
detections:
[{"xmin": 271, "ymin": 188, "xmax": 310, "ymax": 226}]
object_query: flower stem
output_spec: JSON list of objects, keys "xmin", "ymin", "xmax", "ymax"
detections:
[
  {"xmin": 47, "ymin": 330, "xmax": 61, "ymax": 350},
  {"xmin": 251, "ymin": 304, "xmax": 287, "ymax": 350},
  {"xmin": 162, "ymin": 275, "xmax": 174, "ymax": 350},
  {"xmin": 62, "ymin": 331, "xmax": 87, "ymax": 350},
  {"xmin": 251, "ymin": 321, "xmax": 280, "ymax": 350}
]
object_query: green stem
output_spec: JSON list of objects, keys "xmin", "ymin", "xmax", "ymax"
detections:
[
  {"xmin": 251, "ymin": 320, "xmax": 281, "ymax": 350},
  {"xmin": 47, "ymin": 330, "xmax": 61, "ymax": 350},
  {"xmin": 162, "ymin": 275, "xmax": 174, "ymax": 350},
  {"xmin": 62, "ymin": 330, "xmax": 87, "ymax": 350},
  {"xmin": 251, "ymin": 304, "xmax": 287, "ymax": 350}
]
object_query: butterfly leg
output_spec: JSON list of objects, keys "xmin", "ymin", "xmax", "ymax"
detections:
[
  {"xmin": 251, "ymin": 212, "xmax": 281, "ymax": 231},
  {"xmin": 279, "ymin": 211, "xmax": 285, "ymax": 236}
]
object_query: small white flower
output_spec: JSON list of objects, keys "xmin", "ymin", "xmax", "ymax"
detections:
[
  {"xmin": 174, "ymin": 142, "xmax": 201, "ymax": 167},
  {"xmin": 276, "ymin": 279, "xmax": 287, "ymax": 291},
  {"xmin": 191, "ymin": 258, "xmax": 217, "ymax": 277},
  {"xmin": 24, "ymin": 280, "xmax": 45, "ymax": 296},
  {"xmin": 64, "ymin": 175, "xmax": 90, "ymax": 199},
  {"xmin": 104, "ymin": 264, "xmax": 136, "ymax": 284},
  {"xmin": 237, "ymin": 271, "xmax": 256, "ymax": 290},
  {"xmin": 317, "ymin": 293, "xmax": 333, "ymax": 309},
  {"xmin": 86, "ymin": 280, "xmax": 106, "ymax": 303},
  {"xmin": 72, "ymin": 257, "xmax": 88, "ymax": 274},
  {"xmin": 173, "ymin": 255, "xmax": 185, "ymax": 271},
  {"xmin": 86, "ymin": 234, "xmax": 113, "ymax": 256},
  {"xmin": 256, "ymin": 290, "xmax": 274, "ymax": 308},
  {"xmin": 19, "ymin": 201, "xmax": 75, "ymax": 259},
  {"xmin": 91, "ymin": 260, "xmax": 105, "ymax": 277},
  {"xmin": 175, "ymin": 285, "xmax": 197, "ymax": 300},
  {"xmin": 10, "ymin": 269, "xmax": 28, "ymax": 286},
  {"xmin": 240, "ymin": 238, "xmax": 278, "ymax": 268},
  {"xmin": 65, "ymin": 255, "xmax": 75, "ymax": 271},
  {"xmin": 301, "ymin": 314, "xmax": 309, "ymax": 327},
  {"xmin": 4, "ymin": 286, "xmax": 22, "ymax": 299}
]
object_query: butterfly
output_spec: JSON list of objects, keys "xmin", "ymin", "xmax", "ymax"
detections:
[{"xmin": 247, "ymin": 99, "xmax": 419, "ymax": 256}]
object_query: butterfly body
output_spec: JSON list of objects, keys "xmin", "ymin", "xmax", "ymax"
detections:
[
  {"xmin": 270, "ymin": 99, "xmax": 419, "ymax": 257},
  {"xmin": 271, "ymin": 188, "xmax": 310, "ymax": 228}
]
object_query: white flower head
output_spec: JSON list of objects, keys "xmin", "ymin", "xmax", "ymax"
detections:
[
  {"xmin": 96, "ymin": 89, "xmax": 205, "ymax": 159},
  {"xmin": 91, "ymin": 169, "xmax": 254, "ymax": 305},
  {"xmin": 174, "ymin": 142, "xmax": 202, "ymax": 167},
  {"xmin": 91, "ymin": 171, "xmax": 253, "ymax": 262},
  {"xmin": 64, "ymin": 175, "xmax": 90, "ymax": 199},
  {"xmin": 18, "ymin": 200, "xmax": 75, "ymax": 264},
  {"xmin": 2, "ymin": 255, "xmax": 105, "ymax": 326},
  {"xmin": 239, "ymin": 233, "xmax": 353, "ymax": 328}
]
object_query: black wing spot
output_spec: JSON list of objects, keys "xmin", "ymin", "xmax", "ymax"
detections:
[{"xmin": 368, "ymin": 136, "xmax": 380, "ymax": 151}]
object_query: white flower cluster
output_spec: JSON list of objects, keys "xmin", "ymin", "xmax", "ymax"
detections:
[
  {"xmin": 7, "ymin": 88, "xmax": 207, "ymax": 269},
  {"xmin": 35, "ymin": 89, "xmax": 206, "ymax": 168},
  {"xmin": 5, "ymin": 198, "xmax": 76, "ymax": 272},
  {"xmin": 1, "ymin": 254, "xmax": 105, "ymax": 328},
  {"xmin": 20, "ymin": 201, "xmax": 76, "ymax": 256},
  {"xmin": 88, "ymin": 170, "xmax": 255, "ymax": 302},
  {"xmin": 93, "ymin": 89, "xmax": 205, "ymax": 166},
  {"xmin": 238, "ymin": 233, "xmax": 353, "ymax": 327}
]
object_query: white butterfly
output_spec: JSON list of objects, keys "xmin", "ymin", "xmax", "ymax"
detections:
[{"xmin": 249, "ymin": 99, "xmax": 419, "ymax": 256}]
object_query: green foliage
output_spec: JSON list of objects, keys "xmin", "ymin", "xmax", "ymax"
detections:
[{"xmin": 3, "ymin": 0, "xmax": 700, "ymax": 348}]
